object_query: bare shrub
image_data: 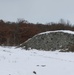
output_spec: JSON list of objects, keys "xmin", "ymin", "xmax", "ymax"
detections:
[{"xmin": 68, "ymin": 45, "xmax": 74, "ymax": 52}]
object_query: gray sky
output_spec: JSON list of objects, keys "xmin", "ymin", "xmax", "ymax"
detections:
[{"xmin": 0, "ymin": 0, "xmax": 74, "ymax": 24}]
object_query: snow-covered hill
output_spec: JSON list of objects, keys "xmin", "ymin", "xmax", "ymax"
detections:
[
  {"xmin": 0, "ymin": 46, "xmax": 74, "ymax": 75},
  {"xmin": 20, "ymin": 30, "xmax": 74, "ymax": 51}
]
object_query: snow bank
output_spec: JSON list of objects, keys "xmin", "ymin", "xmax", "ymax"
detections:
[{"xmin": 20, "ymin": 30, "xmax": 74, "ymax": 51}]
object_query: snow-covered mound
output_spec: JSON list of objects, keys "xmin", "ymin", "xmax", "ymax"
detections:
[
  {"xmin": 0, "ymin": 46, "xmax": 74, "ymax": 75},
  {"xmin": 20, "ymin": 30, "xmax": 74, "ymax": 51}
]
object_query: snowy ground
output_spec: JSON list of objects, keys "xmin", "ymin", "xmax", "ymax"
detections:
[{"xmin": 0, "ymin": 46, "xmax": 74, "ymax": 75}]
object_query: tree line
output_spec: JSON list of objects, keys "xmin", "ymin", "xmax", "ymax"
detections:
[{"xmin": 0, "ymin": 19, "xmax": 74, "ymax": 46}]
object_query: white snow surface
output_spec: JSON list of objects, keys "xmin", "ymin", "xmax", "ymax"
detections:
[
  {"xmin": 0, "ymin": 46, "xmax": 74, "ymax": 75},
  {"xmin": 39, "ymin": 30, "xmax": 74, "ymax": 35}
]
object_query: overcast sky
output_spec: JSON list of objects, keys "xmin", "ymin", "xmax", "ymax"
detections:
[{"xmin": 0, "ymin": 0, "xmax": 74, "ymax": 24}]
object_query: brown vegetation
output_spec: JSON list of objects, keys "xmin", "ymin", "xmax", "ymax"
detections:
[{"xmin": 0, "ymin": 19, "xmax": 74, "ymax": 46}]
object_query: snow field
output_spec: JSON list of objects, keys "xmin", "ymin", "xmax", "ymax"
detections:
[{"xmin": 0, "ymin": 47, "xmax": 74, "ymax": 75}]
